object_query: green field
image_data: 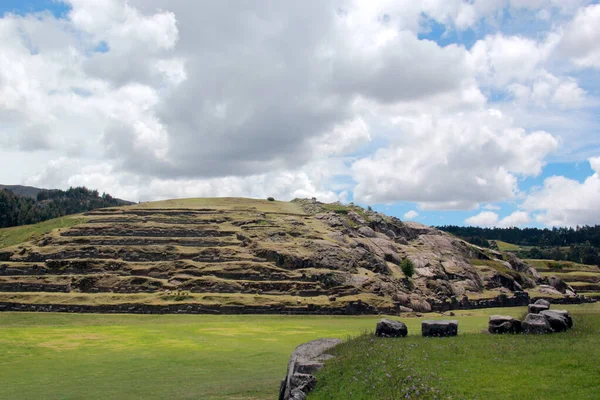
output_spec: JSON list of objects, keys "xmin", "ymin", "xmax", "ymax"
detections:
[
  {"xmin": 311, "ymin": 303, "xmax": 600, "ymax": 400},
  {"xmin": 0, "ymin": 305, "xmax": 599, "ymax": 400},
  {"xmin": 0, "ymin": 216, "xmax": 87, "ymax": 249}
]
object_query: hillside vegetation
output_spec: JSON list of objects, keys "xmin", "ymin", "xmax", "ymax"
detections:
[
  {"xmin": 0, "ymin": 197, "xmax": 573, "ymax": 312},
  {"xmin": 438, "ymin": 225, "xmax": 600, "ymax": 266},
  {"xmin": 0, "ymin": 186, "xmax": 131, "ymax": 228}
]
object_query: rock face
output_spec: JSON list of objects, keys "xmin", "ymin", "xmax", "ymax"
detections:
[
  {"xmin": 528, "ymin": 303, "xmax": 549, "ymax": 314},
  {"xmin": 488, "ymin": 315, "xmax": 522, "ymax": 334},
  {"xmin": 422, "ymin": 320, "xmax": 459, "ymax": 337},
  {"xmin": 540, "ymin": 310, "xmax": 571, "ymax": 332},
  {"xmin": 279, "ymin": 338, "xmax": 342, "ymax": 400},
  {"xmin": 375, "ymin": 319, "xmax": 408, "ymax": 338},
  {"xmin": 522, "ymin": 313, "xmax": 552, "ymax": 334}
]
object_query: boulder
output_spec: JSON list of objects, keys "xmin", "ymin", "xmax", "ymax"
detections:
[
  {"xmin": 552, "ymin": 309, "xmax": 573, "ymax": 328},
  {"xmin": 422, "ymin": 320, "xmax": 458, "ymax": 337},
  {"xmin": 528, "ymin": 304, "xmax": 549, "ymax": 314},
  {"xmin": 540, "ymin": 310, "xmax": 571, "ymax": 332},
  {"xmin": 488, "ymin": 315, "xmax": 522, "ymax": 334},
  {"xmin": 279, "ymin": 338, "xmax": 342, "ymax": 400},
  {"xmin": 522, "ymin": 313, "xmax": 552, "ymax": 334},
  {"xmin": 534, "ymin": 298, "xmax": 551, "ymax": 307},
  {"xmin": 375, "ymin": 319, "xmax": 408, "ymax": 338}
]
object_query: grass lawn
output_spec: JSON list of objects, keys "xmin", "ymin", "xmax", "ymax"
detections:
[
  {"xmin": 0, "ymin": 305, "xmax": 598, "ymax": 399},
  {"xmin": 0, "ymin": 216, "xmax": 87, "ymax": 250},
  {"xmin": 311, "ymin": 303, "xmax": 600, "ymax": 400}
]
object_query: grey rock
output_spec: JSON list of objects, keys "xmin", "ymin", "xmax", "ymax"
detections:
[
  {"xmin": 522, "ymin": 313, "xmax": 552, "ymax": 334},
  {"xmin": 551, "ymin": 309, "xmax": 573, "ymax": 328},
  {"xmin": 534, "ymin": 298, "xmax": 551, "ymax": 307},
  {"xmin": 528, "ymin": 303, "xmax": 549, "ymax": 314},
  {"xmin": 357, "ymin": 226, "xmax": 377, "ymax": 238},
  {"xmin": 279, "ymin": 338, "xmax": 342, "ymax": 400},
  {"xmin": 376, "ymin": 318, "xmax": 408, "ymax": 338},
  {"xmin": 422, "ymin": 320, "xmax": 458, "ymax": 337},
  {"xmin": 488, "ymin": 315, "xmax": 522, "ymax": 334},
  {"xmin": 540, "ymin": 310, "xmax": 571, "ymax": 332}
]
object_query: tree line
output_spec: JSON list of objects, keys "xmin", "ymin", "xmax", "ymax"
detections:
[
  {"xmin": 0, "ymin": 187, "xmax": 129, "ymax": 228},
  {"xmin": 437, "ymin": 225, "xmax": 600, "ymax": 266}
]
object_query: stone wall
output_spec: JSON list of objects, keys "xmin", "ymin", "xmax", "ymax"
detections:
[{"xmin": 0, "ymin": 295, "xmax": 594, "ymax": 316}]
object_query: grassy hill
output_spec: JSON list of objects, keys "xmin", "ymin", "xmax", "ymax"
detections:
[{"xmin": 0, "ymin": 198, "xmax": 573, "ymax": 313}]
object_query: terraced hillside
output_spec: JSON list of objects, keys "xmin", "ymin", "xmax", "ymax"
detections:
[
  {"xmin": 0, "ymin": 198, "xmax": 582, "ymax": 314},
  {"xmin": 527, "ymin": 259, "xmax": 600, "ymax": 299}
]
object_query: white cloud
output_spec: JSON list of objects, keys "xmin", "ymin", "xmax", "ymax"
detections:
[
  {"xmin": 465, "ymin": 211, "xmax": 500, "ymax": 227},
  {"xmin": 0, "ymin": 0, "xmax": 597, "ymax": 224},
  {"xmin": 351, "ymin": 109, "xmax": 558, "ymax": 209},
  {"xmin": 558, "ymin": 4, "xmax": 600, "ymax": 68},
  {"xmin": 499, "ymin": 211, "xmax": 530, "ymax": 227},
  {"xmin": 403, "ymin": 210, "xmax": 419, "ymax": 220},
  {"xmin": 469, "ymin": 34, "xmax": 554, "ymax": 86},
  {"xmin": 523, "ymin": 157, "xmax": 600, "ymax": 226},
  {"xmin": 508, "ymin": 72, "xmax": 587, "ymax": 109}
]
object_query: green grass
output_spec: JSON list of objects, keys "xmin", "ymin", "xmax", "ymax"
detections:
[
  {"xmin": 0, "ymin": 305, "xmax": 597, "ymax": 400},
  {"xmin": 136, "ymin": 197, "xmax": 306, "ymax": 215},
  {"xmin": 0, "ymin": 216, "xmax": 87, "ymax": 249},
  {"xmin": 525, "ymin": 259, "xmax": 599, "ymax": 272},
  {"xmin": 310, "ymin": 303, "xmax": 600, "ymax": 400},
  {"xmin": 494, "ymin": 240, "xmax": 525, "ymax": 251}
]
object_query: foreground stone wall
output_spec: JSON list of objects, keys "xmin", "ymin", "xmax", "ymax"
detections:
[{"xmin": 0, "ymin": 294, "xmax": 594, "ymax": 315}]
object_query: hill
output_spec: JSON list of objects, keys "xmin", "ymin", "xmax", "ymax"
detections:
[
  {"xmin": 0, "ymin": 198, "xmax": 582, "ymax": 314},
  {"xmin": 0, "ymin": 184, "xmax": 46, "ymax": 199},
  {"xmin": 437, "ymin": 225, "xmax": 600, "ymax": 265},
  {"xmin": 0, "ymin": 186, "xmax": 133, "ymax": 228}
]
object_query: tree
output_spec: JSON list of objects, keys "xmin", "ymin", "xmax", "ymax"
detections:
[{"xmin": 400, "ymin": 258, "xmax": 415, "ymax": 278}]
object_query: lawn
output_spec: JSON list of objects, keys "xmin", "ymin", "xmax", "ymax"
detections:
[
  {"xmin": 0, "ymin": 305, "xmax": 598, "ymax": 399},
  {"xmin": 0, "ymin": 216, "xmax": 87, "ymax": 249},
  {"xmin": 311, "ymin": 303, "xmax": 600, "ymax": 400}
]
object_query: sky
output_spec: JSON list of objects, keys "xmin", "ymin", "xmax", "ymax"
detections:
[{"xmin": 1, "ymin": 1, "xmax": 599, "ymax": 228}]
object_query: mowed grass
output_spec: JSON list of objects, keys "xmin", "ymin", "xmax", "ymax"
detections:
[
  {"xmin": 0, "ymin": 216, "xmax": 87, "ymax": 249},
  {"xmin": 311, "ymin": 303, "xmax": 600, "ymax": 400},
  {"xmin": 0, "ymin": 306, "xmax": 572, "ymax": 400},
  {"xmin": 0, "ymin": 305, "xmax": 598, "ymax": 400}
]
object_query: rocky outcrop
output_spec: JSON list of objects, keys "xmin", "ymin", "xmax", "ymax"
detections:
[
  {"xmin": 375, "ymin": 319, "xmax": 408, "ymax": 338},
  {"xmin": 489, "ymin": 315, "xmax": 522, "ymax": 334},
  {"xmin": 279, "ymin": 338, "xmax": 342, "ymax": 400},
  {"xmin": 421, "ymin": 320, "xmax": 458, "ymax": 337},
  {"xmin": 0, "ymin": 198, "xmax": 585, "ymax": 314}
]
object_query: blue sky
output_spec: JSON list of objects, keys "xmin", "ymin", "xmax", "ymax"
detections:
[
  {"xmin": 1, "ymin": 1, "xmax": 599, "ymax": 228},
  {"xmin": 0, "ymin": 0, "xmax": 69, "ymax": 17}
]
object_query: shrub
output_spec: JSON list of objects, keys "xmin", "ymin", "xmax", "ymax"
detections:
[
  {"xmin": 267, "ymin": 197, "xmax": 275, "ymax": 201},
  {"xmin": 400, "ymin": 258, "xmax": 415, "ymax": 278}
]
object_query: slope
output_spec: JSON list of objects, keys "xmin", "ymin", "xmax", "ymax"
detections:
[{"xmin": 0, "ymin": 198, "xmax": 578, "ymax": 314}]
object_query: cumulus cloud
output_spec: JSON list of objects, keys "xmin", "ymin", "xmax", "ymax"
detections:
[
  {"xmin": 351, "ymin": 109, "xmax": 558, "ymax": 209},
  {"xmin": 523, "ymin": 157, "xmax": 600, "ymax": 226},
  {"xmin": 403, "ymin": 210, "xmax": 419, "ymax": 220},
  {"xmin": 558, "ymin": 4, "xmax": 600, "ymax": 68},
  {"xmin": 499, "ymin": 211, "xmax": 531, "ymax": 227},
  {"xmin": 465, "ymin": 210, "xmax": 531, "ymax": 227},
  {"xmin": 465, "ymin": 211, "xmax": 500, "ymax": 227},
  {"xmin": 0, "ymin": 0, "xmax": 598, "ymax": 226}
]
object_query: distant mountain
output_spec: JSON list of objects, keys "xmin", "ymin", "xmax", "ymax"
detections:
[
  {"xmin": 0, "ymin": 185, "xmax": 46, "ymax": 199},
  {"xmin": 0, "ymin": 186, "xmax": 134, "ymax": 228}
]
